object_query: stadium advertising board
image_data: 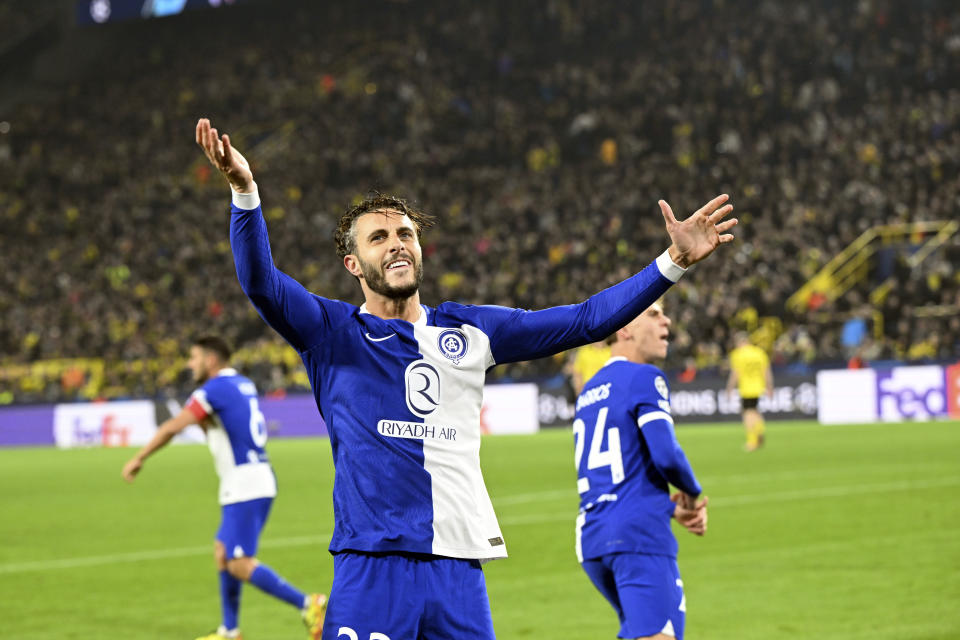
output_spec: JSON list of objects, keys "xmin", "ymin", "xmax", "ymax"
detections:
[
  {"xmin": 0, "ymin": 384, "xmax": 535, "ymax": 447},
  {"xmin": 482, "ymin": 383, "xmax": 540, "ymax": 434},
  {"xmin": 53, "ymin": 400, "xmax": 157, "ymax": 448},
  {"xmin": 817, "ymin": 364, "xmax": 960, "ymax": 424},
  {"xmin": 537, "ymin": 375, "xmax": 818, "ymax": 426},
  {"xmin": 669, "ymin": 375, "xmax": 818, "ymax": 423},
  {"xmin": 0, "ymin": 405, "xmax": 56, "ymax": 447}
]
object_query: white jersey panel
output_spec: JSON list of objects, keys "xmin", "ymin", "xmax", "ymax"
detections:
[
  {"xmin": 206, "ymin": 414, "xmax": 277, "ymax": 505},
  {"xmin": 411, "ymin": 322, "xmax": 507, "ymax": 560}
]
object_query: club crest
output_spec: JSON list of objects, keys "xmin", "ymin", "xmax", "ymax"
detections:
[
  {"xmin": 655, "ymin": 375, "xmax": 669, "ymax": 399},
  {"xmin": 437, "ymin": 329, "xmax": 468, "ymax": 365}
]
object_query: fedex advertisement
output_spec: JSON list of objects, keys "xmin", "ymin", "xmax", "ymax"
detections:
[
  {"xmin": 53, "ymin": 400, "xmax": 157, "ymax": 448},
  {"xmin": 818, "ymin": 364, "xmax": 960, "ymax": 424}
]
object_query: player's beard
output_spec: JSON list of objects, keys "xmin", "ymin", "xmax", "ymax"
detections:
[{"xmin": 359, "ymin": 254, "xmax": 423, "ymax": 300}]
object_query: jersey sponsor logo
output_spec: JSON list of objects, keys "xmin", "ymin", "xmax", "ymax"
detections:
[
  {"xmin": 404, "ymin": 361, "xmax": 440, "ymax": 416},
  {"xmin": 364, "ymin": 332, "xmax": 397, "ymax": 342},
  {"xmin": 655, "ymin": 375, "xmax": 669, "ymax": 399},
  {"xmin": 576, "ymin": 382, "xmax": 612, "ymax": 411},
  {"xmin": 437, "ymin": 329, "xmax": 468, "ymax": 365},
  {"xmin": 377, "ymin": 420, "xmax": 458, "ymax": 441}
]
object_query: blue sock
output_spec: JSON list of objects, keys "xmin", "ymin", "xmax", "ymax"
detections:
[
  {"xmin": 219, "ymin": 570, "xmax": 242, "ymax": 631},
  {"xmin": 248, "ymin": 564, "xmax": 306, "ymax": 609}
]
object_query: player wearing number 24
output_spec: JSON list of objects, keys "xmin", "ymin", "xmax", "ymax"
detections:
[
  {"xmin": 121, "ymin": 336, "xmax": 326, "ymax": 640},
  {"xmin": 195, "ymin": 118, "xmax": 735, "ymax": 639},
  {"xmin": 573, "ymin": 302, "xmax": 708, "ymax": 640}
]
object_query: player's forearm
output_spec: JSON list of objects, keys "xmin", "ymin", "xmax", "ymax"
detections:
[
  {"xmin": 134, "ymin": 422, "xmax": 178, "ymax": 463},
  {"xmin": 573, "ymin": 251, "xmax": 685, "ymax": 342},
  {"xmin": 657, "ymin": 455, "xmax": 701, "ymax": 497},
  {"xmin": 491, "ymin": 252, "xmax": 684, "ymax": 362},
  {"xmin": 646, "ymin": 424, "xmax": 702, "ymax": 496},
  {"xmin": 230, "ymin": 186, "xmax": 281, "ymax": 300}
]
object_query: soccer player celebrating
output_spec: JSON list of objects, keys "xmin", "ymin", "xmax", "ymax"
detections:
[
  {"xmin": 726, "ymin": 332, "xmax": 774, "ymax": 451},
  {"xmin": 121, "ymin": 336, "xmax": 326, "ymax": 640},
  {"xmin": 195, "ymin": 118, "xmax": 734, "ymax": 639},
  {"xmin": 573, "ymin": 302, "xmax": 707, "ymax": 640}
]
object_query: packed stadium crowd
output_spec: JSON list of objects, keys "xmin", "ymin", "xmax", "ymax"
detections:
[{"xmin": 2, "ymin": 0, "xmax": 959, "ymax": 403}]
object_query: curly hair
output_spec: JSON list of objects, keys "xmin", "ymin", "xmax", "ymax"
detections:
[{"xmin": 334, "ymin": 193, "xmax": 436, "ymax": 258}]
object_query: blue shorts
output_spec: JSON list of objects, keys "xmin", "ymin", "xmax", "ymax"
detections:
[
  {"xmin": 216, "ymin": 497, "xmax": 273, "ymax": 559},
  {"xmin": 322, "ymin": 552, "xmax": 495, "ymax": 640},
  {"xmin": 581, "ymin": 553, "xmax": 685, "ymax": 639}
]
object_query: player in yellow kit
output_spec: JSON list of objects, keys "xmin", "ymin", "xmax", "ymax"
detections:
[
  {"xmin": 726, "ymin": 333, "xmax": 773, "ymax": 451},
  {"xmin": 567, "ymin": 341, "xmax": 612, "ymax": 394}
]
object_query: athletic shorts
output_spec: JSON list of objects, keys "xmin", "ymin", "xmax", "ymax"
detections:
[
  {"xmin": 323, "ymin": 551, "xmax": 495, "ymax": 640},
  {"xmin": 581, "ymin": 553, "xmax": 685, "ymax": 639},
  {"xmin": 216, "ymin": 497, "xmax": 273, "ymax": 559},
  {"xmin": 741, "ymin": 396, "xmax": 759, "ymax": 410}
]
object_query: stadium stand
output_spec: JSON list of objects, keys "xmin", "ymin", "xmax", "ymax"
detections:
[{"xmin": 1, "ymin": 0, "xmax": 958, "ymax": 403}]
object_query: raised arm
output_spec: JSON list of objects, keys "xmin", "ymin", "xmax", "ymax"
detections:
[
  {"xmin": 196, "ymin": 118, "xmax": 329, "ymax": 351},
  {"xmin": 482, "ymin": 195, "xmax": 737, "ymax": 364}
]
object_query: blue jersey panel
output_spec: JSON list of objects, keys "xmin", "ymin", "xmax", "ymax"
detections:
[
  {"xmin": 201, "ymin": 373, "xmax": 269, "ymax": 466},
  {"xmin": 575, "ymin": 361, "xmax": 694, "ymax": 560},
  {"xmin": 303, "ymin": 306, "xmax": 435, "ymax": 555}
]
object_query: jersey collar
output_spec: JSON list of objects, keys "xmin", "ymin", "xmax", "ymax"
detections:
[
  {"xmin": 359, "ymin": 303, "xmax": 428, "ymax": 326},
  {"xmin": 216, "ymin": 367, "xmax": 238, "ymax": 377},
  {"xmin": 602, "ymin": 356, "xmax": 628, "ymax": 368}
]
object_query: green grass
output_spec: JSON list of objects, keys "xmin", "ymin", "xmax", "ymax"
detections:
[{"xmin": 1, "ymin": 421, "xmax": 959, "ymax": 639}]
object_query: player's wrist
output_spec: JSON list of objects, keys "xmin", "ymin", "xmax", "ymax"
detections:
[
  {"xmin": 666, "ymin": 244, "xmax": 692, "ymax": 269},
  {"xmin": 657, "ymin": 248, "xmax": 689, "ymax": 281},
  {"xmin": 231, "ymin": 183, "xmax": 260, "ymax": 210},
  {"xmin": 230, "ymin": 178, "xmax": 256, "ymax": 194}
]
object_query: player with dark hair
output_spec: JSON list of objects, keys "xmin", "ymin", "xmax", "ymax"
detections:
[
  {"xmin": 573, "ymin": 302, "xmax": 707, "ymax": 640},
  {"xmin": 122, "ymin": 335, "xmax": 326, "ymax": 640},
  {"xmin": 196, "ymin": 118, "xmax": 735, "ymax": 639}
]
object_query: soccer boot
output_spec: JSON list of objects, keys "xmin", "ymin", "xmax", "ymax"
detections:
[
  {"xmin": 302, "ymin": 592, "xmax": 327, "ymax": 640},
  {"xmin": 194, "ymin": 626, "xmax": 242, "ymax": 640}
]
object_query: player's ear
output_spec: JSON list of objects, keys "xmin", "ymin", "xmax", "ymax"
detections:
[{"xmin": 343, "ymin": 254, "xmax": 363, "ymax": 278}]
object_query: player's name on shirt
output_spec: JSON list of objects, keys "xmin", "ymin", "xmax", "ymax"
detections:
[
  {"xmin": 377, "ymin": 420, "xmax": 458, "ymax": 442},
  {"xmin": 576, "ymin": 382, "xmax": 612, "ymax": 410}
]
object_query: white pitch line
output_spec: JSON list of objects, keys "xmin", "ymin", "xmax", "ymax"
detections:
[
  {"xmin": 498, "ymin": 476, "xmax": 960, "ymax": 526},
  {"xmin": 0, "ymin": 534, "xmax": 330, "ymax": 575},
  {"xmin": 3, "ymin": 477, "xmax": 958, "ymax": 575}
]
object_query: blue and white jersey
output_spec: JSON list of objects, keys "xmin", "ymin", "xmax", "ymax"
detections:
[
  {"xmin": 574, "ymin": 358, "xmax": 701, "ymax": 562},
  {"xmin": 186, "ymin": 368, "xmax": 277, "ymax": 506},
  {"xmin": 229, "ymin": 191, "xmax": 686, "ymax": 560}
]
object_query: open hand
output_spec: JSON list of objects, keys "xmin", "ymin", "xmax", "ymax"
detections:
[
  {"xmin": 661, "ymin": 194, "xmax": 737, "ymax": 268},
  {"xmin": 195, "ymin": 118, "xmax": 255, "ymax": 193}
]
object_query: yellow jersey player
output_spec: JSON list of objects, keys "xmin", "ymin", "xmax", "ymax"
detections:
[
  {"xmin": 726, "ymin": 333, "xmax": 773, "ymax": 451},
  {"xmin": 568, "ymin": 341, "xmax": 613, "ymax": 394}
]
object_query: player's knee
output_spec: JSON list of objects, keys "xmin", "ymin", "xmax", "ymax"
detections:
[
  {"xmin": 633, "ymin": 634, "xmax": 674, "ymax": 640},
  {"xmin": 214, "ymin": 541, "xmax": 227, "ymax": 570},
  {"xmin": 226, "ymin": 556, "xmax": 258, "ymax": 581}
]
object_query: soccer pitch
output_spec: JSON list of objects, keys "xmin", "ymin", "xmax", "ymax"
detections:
[{"xmin": 1, "ymin": 421, "xmax": 958, "ymax": 639}]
